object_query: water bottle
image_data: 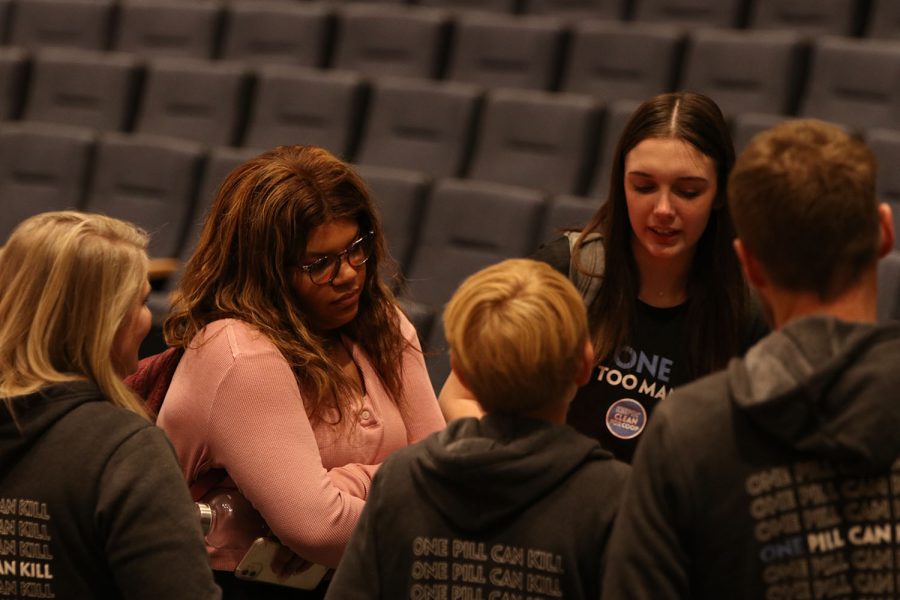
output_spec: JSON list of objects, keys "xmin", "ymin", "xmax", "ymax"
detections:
[{"xmin": 195, "ymin": 491, "xmax": 269, "ymax": 551}]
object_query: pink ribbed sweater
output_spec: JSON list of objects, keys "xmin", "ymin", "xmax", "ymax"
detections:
[{"xmin": 157, "ymin": 313, "xmax": 445, "ymax": 570}]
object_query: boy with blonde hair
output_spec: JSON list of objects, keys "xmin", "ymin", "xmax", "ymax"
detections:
[{"xmin": 328, "ymin": 258, "xmax": 629, "ymax": 599}]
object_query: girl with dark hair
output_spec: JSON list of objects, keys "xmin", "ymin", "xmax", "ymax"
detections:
[
  {"xmin": 158, "ymin": 145, "xmax": 445, "ymax": 598},
  {"xmin": 439, "ymin": 92, "xmax": 767, "ymax": 463}
]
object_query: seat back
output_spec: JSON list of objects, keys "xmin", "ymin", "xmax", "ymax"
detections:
[
  {"xmin": 244, "ymin": 65, "xmax": 365, "ymax": 159},
  {"xmin": 24, "ymin": 48, "xmax": 140, "ymax": 131},
  {"xmin": 114, "ymin": 0, "xmax": 222, "ymax": 59},
  {"xmin": 356, "ymin": 76, "xmax": 481, "ymax": 178},
  {"xmin": 332, "ymin": 5, "xmax": 449, "ymax": 79},
  {"xmin": 446, "ymin": 13, "xmax": 566, "ymax": 91},
  {"xmin": 84, "ymin": 132, "xmax": 204, "ymax": 258},
  {"xmin": 561, "ymin": 20, "xmax": 683, "ymax": 104},
  {"xmin": 135, "ymin": 57, "xmax": 249, "ymax": 146},
  {"xmin": 468, "ymin": 88, "xmax": 601, "ymax": 196},
  {"xmin": 0, "ymin": 122, "xmax": 95, "ymax": 243},
  {"xmin": 220, "ymin": 1, "xmax": 332, "ymax": 67}
]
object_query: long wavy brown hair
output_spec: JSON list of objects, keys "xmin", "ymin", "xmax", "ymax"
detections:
[
  {"xmin": 164, "ymin": 145, "xmax": 407, "ymax": 424},
  {"xmin": 575, "ymin": 92, "xmax": 750, "ymax": 378}
]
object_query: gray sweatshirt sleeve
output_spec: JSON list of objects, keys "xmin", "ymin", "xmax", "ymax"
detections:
[
  {"xmin": 601, "ymin": 408, "xmax": 692, "ymax": 600},
  {"xmin": 96, "ymin": 425, "xmax": 222, "ymax": 600}
]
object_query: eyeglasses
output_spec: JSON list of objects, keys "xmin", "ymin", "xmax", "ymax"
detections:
[{"xmin": 298, "ymin": 231, "xmax": 375, "ymax": 286}]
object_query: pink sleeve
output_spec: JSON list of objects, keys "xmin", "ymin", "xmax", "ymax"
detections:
[
  {"xmin": 397, "ymin": 313, "xmax": 446, "ymax": 444},
  {"xmin": 204, "ymin": 348, "xmax": 364, "ymax": 568}
]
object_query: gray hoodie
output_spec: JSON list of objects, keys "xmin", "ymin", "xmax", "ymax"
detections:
[
  {"xmin": 603, "ymin": 316, "xmax": 900, "ymax": 600},
  {"xmin": 0, "ymin": 381, "xmax": 220, "ymax": 599},
  {"xmin": 327, "ymin": 414, "xmax": 630, "ymax": 600}
]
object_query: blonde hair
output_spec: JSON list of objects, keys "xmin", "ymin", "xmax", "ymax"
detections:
[
  {"xmin": 0, "ymin": 211, "xmax": 150, "ymax": 420},
  {"xmin": 443, "ymin": 259, "xmax": 589, "ymax": 414},
  {"xmin": 729, "ymin": 119, "xmax": 879, "ymax": 300}
]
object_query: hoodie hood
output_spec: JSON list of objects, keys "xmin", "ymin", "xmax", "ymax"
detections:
[
  {"xmin": 0, "ymin": 381, "xmax": 102, "ymax": 476},
  {"xmin": 729, "ymin": 316, "xmax": 900, "ymax": 470},
  {"xmin": 410, "ymin": 414, "xmax": 610, "ymax": 532}
]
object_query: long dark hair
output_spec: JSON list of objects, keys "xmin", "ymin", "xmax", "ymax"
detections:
[
  {"xmin": 164, "ymin": 145, "xmax": 406, "ymax": 424},
  {"xmin": 575, "ymin": 92, "xmax": 748, "ymax": 377}
]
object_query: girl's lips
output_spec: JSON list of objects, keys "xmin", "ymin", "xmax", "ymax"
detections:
[
  {"xmin": 648, "ymin": 227, "xmax": 680, "ymax": 244},
  {"xmin": 332, "ymin": 289, "xmax": 361, "ymax": 308}
]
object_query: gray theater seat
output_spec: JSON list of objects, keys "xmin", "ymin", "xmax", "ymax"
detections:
[
  {"xmin": 445, "ymin": 13, "xmax": 566, "ymax": 91},
  {"xmin": 467, "ymin": 88, "xmax": 602, "ymax": 196},
  {"xmin": 24, "ymin": 48, "xmax": 140, "ymax": 132},
  {"xmin": 748, "ymin": 0, "xmax": 865, "ymax": 37},
  {"xmin": 538, "ymin": 194, "xmax": 602, "ymax": 245},
  {"xmin": 84, "ymin": 132, "xmax": 204, "ymax": 259},
  {"xmin": 9, "ymin": 0, "xmax": 113, "ymax": 51},
  {"xmin": 522, "ymin": 0, "xmax": 627, "ymax": 20},
  {"xmin": 561, "ymin": 20, "xmax": 683, "ymax": 104},
  {"xmin": 680, "ymin": 28, "xmax": 806, "ymax": 119},
  {"xmin": 878, "ymin": 251, "xmax": 900, "ymax": 322},
  {"xmin": 589, "ymin": 98, "xmax": 639, "ymax": 199},
  {"xmin": 799, "ymin": 36, "xmax": 900, "ymax": 132},
  {"xmin": 417, "ymin": 0, "xmax": 516, "ymax": 12},
  {"xmin": 356, "ymin": 76, "xmax": 481, "ymax": 178},
  {"xmin": 631, "ymin": 0, "xmax": 744, "ymax": 28},
  {"xmin": 0, "ymin": 47, "xmax": 28, "ymax": 120},
  {"xmin": 0, "ymin": 122, "xmax": 95, "ymax": 243},
  {"xmin": 331, "ymin": 4, "xmax": 449, "ymax": 79},
  {"xmin": 219, "ymin": 1, "xmax": 332, "ymax": 67},
  {"xmin": 243, "ymin": 65, "xmax": 365, "ymax": 160},
  {"xmin": 866, "ymin": 0, "xmax": 900, "ymax": 40},
  {"xmin": 114, "ymin": 0, "xmax": 222, "ymax": 60},
  {"xmin": 135, "ymin": 57, "xmax": 249, "ymax": 147}
]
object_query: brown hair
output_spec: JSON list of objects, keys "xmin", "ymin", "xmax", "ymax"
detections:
[
  {"xmin": 444, "ymin": 259, "xmax": 588, "ymax": 414},
  {"xmin": 729, "ymin": 119, "xmax": 880, "ymax": 300},
  {"xmin": 164, "ymin": 145, "xmax": 406, "ymax": 424},
  {"xmin": 576, "ymin": 91, "xmax": 749, "ymax": 377}
]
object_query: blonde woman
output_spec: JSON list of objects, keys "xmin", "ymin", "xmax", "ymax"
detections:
[{"xmin": 0, "ymin": 212, "xmax": 220, "ymax": 600}]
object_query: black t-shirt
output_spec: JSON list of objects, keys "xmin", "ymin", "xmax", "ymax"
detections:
[{"xmin": 533, "ymin": 235, "xmax": 768, "ymax": 463}]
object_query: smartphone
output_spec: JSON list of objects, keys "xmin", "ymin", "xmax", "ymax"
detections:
[{"xmin": 235, "ymin": 537, "xmax": 329, "ymax": 590}]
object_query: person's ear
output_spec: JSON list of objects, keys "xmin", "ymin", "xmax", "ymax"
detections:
[
  {"xmin": 734, "ymin": 238, "xmax": 768, "ymax": 291},
  {"xmin": 575, "ymin": 340, "xmax": 594, "ymax": 387},
  {"xmin": 877, "ymin": 203, "xmax": 895, "ymax": 259}
]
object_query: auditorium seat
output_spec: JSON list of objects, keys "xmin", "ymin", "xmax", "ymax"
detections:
[
  {"xmin": 23, "ymin": 48, "xmax": 140, "ymax": 132},
  {"xmin": 799, "ymin": 36, "xmax": 900, "ymax": 132},
  {"xmin": 588, "ymin": 98, "xmax": 639, "ymax": 198},
  {"xmin": 538, "ymin": 194, "xmax": 602, "ymax": 245},
  {"xmin": 866, "ymin": 0, "xmax": 900, "ymax": 40},
  {"xmin": 417, "ymin": 0, "xmax": 517, "ymax": 12},
  {"xmin": 467, "ymin": 88, "xmax": 601, "ymax": 196},
  {"xmin": 9, "ymin": 0, "xmax": 113, "ymax": 51},
  {"xmin": 747, "ymin": 0, "xmax": 865, "ymax": 37},
  {"xmin": 0, "ymin": 122, "xmax": 95, "ymax": 243},
  {"xmin": 679, "ymin": 28, "xmax": 806, "ymax": 119},
  {"xmin": 219, "ymin": 1, "xmax": 332, "ymax": 67},
  {"xmin": 631, "ymin": 0, "xmax": 744, "ymax": 28},
  {"xmin": 0, "ymin": 47, "xmax": 27, "ymax": 120},
  {"xmin": 354, "ymin": 163, "xmax": 431, "ymax": 273},
  {"xmin": 243, "ymin": 65, "xmax": 365, "ymax": 159},
  {"xmin": 445, "ymin": 13, "xmax": 566, "ymax": 91},
  {"xmin": 331, "ymin": 5, "xmax": 449, "ymax": 79},
  {"xmin": 522, "ymin": 0, "xmax": 627, "ymax": 20},
  {"xmin": 84, "ymin": 132, "xmax": 204, "ymax": 259},
  {"xmin": 134, "ymin": 57, "xmax": 249, "ymax": 147},
  {"xmin": 877, "ymin": 251, "xmax": 900, "ymax": 322},
  {"xmin": 355, "ymin": 76, "xmax": 481, "ymax": 178},
  {"xmin": 403, "ymin": 177, "xmax": 547, "ymax": 380},
  {"xmin": 560, "ymin": 20, "xmax": 683, "ymax": 104},
  {"xmin": 114, "ymin": 0, "xmax": 223, "ymax": 60}
]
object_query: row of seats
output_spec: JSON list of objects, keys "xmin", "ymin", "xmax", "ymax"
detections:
[
  {"xmin": 4, "ymin": 0, "xmax": 899, "ymax": 55},
  {"xmin": 323, "ymin": 0, "xmax": 899, "ymax": 39}
]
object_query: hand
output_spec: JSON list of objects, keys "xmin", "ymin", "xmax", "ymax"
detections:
[{"xmin": 269, "ymin": 540, "xmax": 312, "ymax": 579}]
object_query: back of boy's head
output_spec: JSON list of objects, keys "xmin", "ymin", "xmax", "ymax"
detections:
[
  {"xmin": 728, "ymin": 119, "xmax": 880, "ymax": 300},
  {"xmin": 443, "ymin": 258, "xmax": 589, "ymax": 415}
]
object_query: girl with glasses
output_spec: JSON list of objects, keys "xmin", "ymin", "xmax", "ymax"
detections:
[{"xmin": 157, "ymin": 145, "xmax": 445, "ymax": 598}]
